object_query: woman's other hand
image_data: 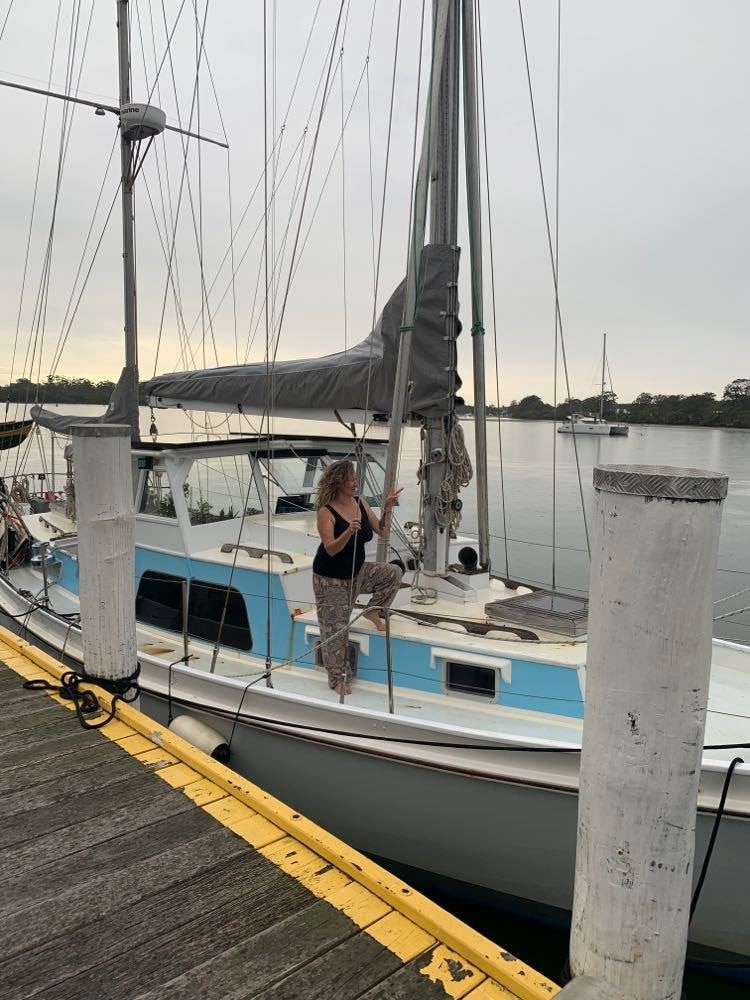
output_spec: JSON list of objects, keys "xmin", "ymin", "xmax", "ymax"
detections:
[{"xmin": 347, "ymin": 513, "xmax": 362, "ymax": 534}]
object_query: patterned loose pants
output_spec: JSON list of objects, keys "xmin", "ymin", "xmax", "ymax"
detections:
[{"xmin": 312, "ymin": 562, "xmax": 403, "ymax": 689}]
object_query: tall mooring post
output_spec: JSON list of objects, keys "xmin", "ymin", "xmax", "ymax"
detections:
[
  {"xmin": 71, "ymin": 424, "xmax": 136, "ymax": 685},
  {"xmin": 562, "ymin": 465, "xmax": 728, "ymax": 1000}
]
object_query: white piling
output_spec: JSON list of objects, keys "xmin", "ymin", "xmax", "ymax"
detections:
[
  {"xmin": 71, "ymin": 424, "xmax": 136, "ymax": 683},
  {"xmin": 566, "ymin": 465, "xmax": 727, "ymax": 1000}
]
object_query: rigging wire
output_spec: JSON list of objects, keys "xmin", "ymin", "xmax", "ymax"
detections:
[
  {"xmin": 267, "ymin": 0, "xmax": 346, "ymax": 365},
  {"xmin": 0, "ymin": 0, "xmax": 16, "ymax": 42},
  {"xmin": 46, "ymin": 133, "xmax": 120, "ymax": 375},
  {"xmin": 361, "ymin": 0, "xmax": 405, "ymax": 466},
  {"xmin": 263, "ymin": 0, "xmax": 273, "ymax": 679},
  {"xmin": 173, "ymin": 2, "xmax": 331, "ymax": 373},
  {"xmin": 516, "ymin": 0, "xmax": 590, "ymax": 558},
  {"xmin": 340, "ymin": 22, "xmax": 348, "ymax": 353},
  {"xmin": 476, "ymin": 0, "xmax": 509, "ymax": 578},
  {"xmin": 243, "ymin": 20, "xmax": 343, "ymax": 367},
  {"xmin": 12, "ymin": 0, "xmax": 96, "ymax": 483},
  {"xmin": 143, "ymin": 0, "xmax": 186, "ymax": 373},
  {"xmin": 18, "ymin": 0, "xmax": 85, "ymax": 397},
  {"xmin": 551, "ymin": 0, "xmax": 561, "ymax": 589},
  {"xmin": 243, "ymin": 134, "xmax": 309, "ymax": 362},
  {"xmin": 151, "ymin": 0, "xmax": 216, "ymax": 377},
  {"xmin": 2, "ymin": 0, "xmax": 64, "ymax": 450}
]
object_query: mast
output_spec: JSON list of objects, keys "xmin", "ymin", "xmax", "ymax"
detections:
[
  {"xmin": 380, "ymin": 0, "xmax": 489, "ymax": 584},
  {"xmin": 461, "ymin": 0, "xmax": 489, "ymax": 570},
  {"xmin": 422, "ymin": 0, "xmax": 460, "ymax": 577},
  {"xmin": 600, "ymin": 332, "xmax": 607, "ymax": 421},
  {"xmin": 377, "ymin": 0, "xmax": 451, "ymax": 563},
  {"xmin": 116, "ymin": 0, "xmax": 140, "ymax": 440}
]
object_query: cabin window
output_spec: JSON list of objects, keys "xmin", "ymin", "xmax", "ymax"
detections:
[
  {"xmin": 446, "ymin": 661, "xmax": 497, "ymax": 700},
  {"xmin": 188, "ymin": 580, "xmax": 252, "ymax": 651},
  {"xmin": 139, "ymin": 470, "xmax": 176, "ymax": 518},
  {"xmin": 265, "ymin": 455, "xmax": 324, "ymax": 513},
  {"xmin": 135, "ymin": 570, "xmax": 252, "ymax": 651},
  {"xmin": 136, "ymin": 570, "xmax": 184, "ymax": 631},
  {"xmin": 184, "ymin": 455, "xmax": 262, "ymax": 525}
]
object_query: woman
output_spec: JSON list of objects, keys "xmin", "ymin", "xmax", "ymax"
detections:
[{"xmin": 313, "ymin": 460, "xmax": 403, "ymax": 695}]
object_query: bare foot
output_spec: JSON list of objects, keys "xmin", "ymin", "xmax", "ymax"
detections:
[
  {"xmin": 363, "ymin": 611, "xmax": 387, "ymax": 632},
  {"xmin": 334, "ymin": 682, "xmax": 352, "ymax": 696}
]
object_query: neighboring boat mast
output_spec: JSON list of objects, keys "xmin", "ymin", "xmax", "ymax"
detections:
[{"xmin": 558, "ymin": 332, "xmax": 629, "ymax": 436}]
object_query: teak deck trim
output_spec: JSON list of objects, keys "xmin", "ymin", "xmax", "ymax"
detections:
[{"xmin": 0, "ymin": 624, "xmax": 559, "ymax": 1000}]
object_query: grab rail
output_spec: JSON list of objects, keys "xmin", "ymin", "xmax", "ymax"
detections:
[{"xmin": 220, "ymin": 542, "xmax": 294, "ymax": 565}]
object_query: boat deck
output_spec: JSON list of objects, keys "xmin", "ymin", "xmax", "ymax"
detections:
[{"xmin": 0, "ymin": 635, "xmax": 558, "ymax": 1000}]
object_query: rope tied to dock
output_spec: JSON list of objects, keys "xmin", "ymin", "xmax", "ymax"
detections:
[{"xmin": 22, "ymin": 662, "xmax": 141, "ymax": 730}]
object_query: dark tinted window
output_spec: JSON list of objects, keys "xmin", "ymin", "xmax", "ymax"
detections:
[
  {"xmin": 136, "ymin": 571, "xmax": 184, "ymax": 631},
  {"xmin": 188, "ymin": 580, "xmax": 252, "ymax": 651},
  {"xmin": 446, "ymin": 661, "xmax": 496, "ymax": 699},
  {"xmin": 136, "ymin": 570, "xmax": 252, "ymax": 652}
]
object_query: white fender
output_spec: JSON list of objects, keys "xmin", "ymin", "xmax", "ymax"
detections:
[{"xmin": 168, "ymin": 715, "xmax": 231, "ymax": 763}]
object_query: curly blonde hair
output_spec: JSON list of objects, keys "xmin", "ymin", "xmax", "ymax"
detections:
[{"xmin": 315, "ymin": 460, "xmax": 356, "ymax": 509}]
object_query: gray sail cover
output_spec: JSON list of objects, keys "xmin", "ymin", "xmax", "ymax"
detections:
[
  {"xmin": 145, "ymin": 244, "xmax": 462, "ymax": 418},
  {"xmin": 31, "ymin": 366, "xmax": 141, "ymax": 441}
]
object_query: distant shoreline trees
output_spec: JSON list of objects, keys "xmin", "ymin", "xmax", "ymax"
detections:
[
  {"xmin": 0, "ymin": 376, "xmax": 147, "ymax": 406},
  {"xmin": 458, "ymin": 379, "xmax": 750, "ymax": 429},
  {"xmin": 2, "ymin": 375, "xmax": 749, "ymax": 429}
]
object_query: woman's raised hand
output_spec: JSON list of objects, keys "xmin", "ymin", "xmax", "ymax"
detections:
[
  {"xmin": 348, "ymin": 513, "xmax": 362, "ymax": 534},
  {"xmin": 384, "ymin": 486, "xmax": 404, "ymax": 510}
]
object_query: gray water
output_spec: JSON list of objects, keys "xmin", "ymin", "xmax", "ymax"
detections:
[{"xmin": 307, "ymin": 414, "xmax": 750, "ymax": 642}]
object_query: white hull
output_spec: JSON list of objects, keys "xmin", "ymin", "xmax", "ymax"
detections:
[
  {"xmin": 558, "ymin": 422, "xmax": 629, "ymax": 436},
  {"xmin": 3, "ymin": 578, "xmax": 748, "ymax": 964}
]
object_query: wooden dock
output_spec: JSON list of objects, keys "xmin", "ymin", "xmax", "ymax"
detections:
[{"xmin": 0, "ymin": 628, "xmax": 558, "ymax": 1000}]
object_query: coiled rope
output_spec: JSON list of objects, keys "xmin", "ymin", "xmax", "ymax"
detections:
[
  {"xmin": 22, "ymin": 663, "xmax": 140, "ymax": 730},
  {"xmin": 419, "ymin": 421, "xmax": 473, "ymax": 534}
]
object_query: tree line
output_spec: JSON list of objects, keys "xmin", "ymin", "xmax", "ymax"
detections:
[
  {"xmin": 0, "ymin": 376, "xmax": 147, "ymax": 405},
  {"xmin": 461, "ymin": 379, "xmax": 750, "ymax": 429}
]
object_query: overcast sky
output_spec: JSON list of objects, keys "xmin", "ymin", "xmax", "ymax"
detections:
[{"xmin": 0, "ymin": 0, "xmax": 748, "ymax": 406}]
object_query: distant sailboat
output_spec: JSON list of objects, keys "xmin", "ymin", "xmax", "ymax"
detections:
[{"xmin": 558, "ymin": 333, "xmax": 628, "ymax": 436}]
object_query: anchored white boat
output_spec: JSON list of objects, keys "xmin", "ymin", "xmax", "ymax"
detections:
[
  {"xmin": 0, "ymin": 0, "xmax": 747, "ymax": 973},
  {"xmin": 558, "ymin": 335, "xmax": 629, "ymax": 436},
  {"xmin": 558, "ymin": 412, "xmax": 629, "ymax": 436}
]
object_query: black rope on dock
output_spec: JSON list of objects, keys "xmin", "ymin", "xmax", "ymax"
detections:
[{"xmin": 22, "ymin": 663, "xmax": 141, "ymax": 731}]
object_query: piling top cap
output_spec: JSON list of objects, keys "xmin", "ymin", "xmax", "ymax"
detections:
[
  {"xmin": 594, "ymin": 465, "xmax": 728, "ymax": 501},
  {"xmin": 70, "ymin": 424, "xmax": 131, "ymax": 439}
]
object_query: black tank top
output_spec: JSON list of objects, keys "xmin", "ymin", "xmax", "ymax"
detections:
[{"xmin": 313, "ymin": 500, "xmax": 373, "ymax": 579}]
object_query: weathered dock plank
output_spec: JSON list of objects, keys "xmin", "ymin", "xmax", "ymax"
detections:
[
  {"xmin": 0, "ymin": 738, "xmax": 123, "ymax": 795},
  {"xmin": 0, "ymin": 636, "xmax": 559, "ymax": 1000},
  {"xmin": 0, "ymin": 805, "xmax": 221, "ymax": 917},
  {"xmin": 0, "ymin": 764, "xmax": 167, "ymax": 849},
  {"xmin": 0, "ymin": 774, "xmax": 195, "ymax": 877}
]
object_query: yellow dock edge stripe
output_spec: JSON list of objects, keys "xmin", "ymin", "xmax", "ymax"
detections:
[{"xmin": 0, "ymin": 627, "xmax": 559, "ymax": 1000}]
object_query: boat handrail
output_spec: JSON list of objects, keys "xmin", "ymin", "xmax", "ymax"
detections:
[{"xmin": 220, "ymin": 541, "xmax": 294, "ymax": 565}]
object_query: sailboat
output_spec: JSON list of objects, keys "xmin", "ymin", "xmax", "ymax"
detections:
[
  {"xmin": 1, "ymin": 0, "xmax": 748, "ymax": 972},
  {"xmin": 0, "ymin": 419, "xmax": 34, "ymax": 451},
  {"xmin": 558, "ymin": 333, "xmax": 629, "ymax": 436}
]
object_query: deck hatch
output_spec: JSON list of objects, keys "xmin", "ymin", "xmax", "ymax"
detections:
[{"xmin": 485, "ymin": 590, "xmax": 588, "ymax": 637}]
